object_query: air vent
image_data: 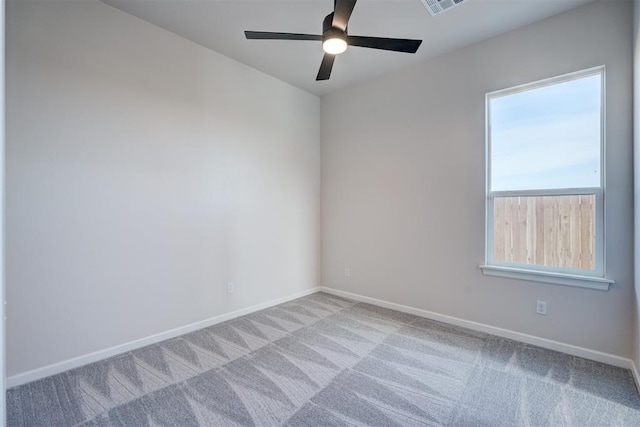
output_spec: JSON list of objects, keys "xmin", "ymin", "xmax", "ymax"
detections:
[{"xmin": 420, "ymin": 0, "xmax": 467, "ymax": 16}]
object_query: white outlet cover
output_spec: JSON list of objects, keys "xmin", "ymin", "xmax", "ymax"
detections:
[{"xmin": 227, "ymin": 282, "xmax": 235, "ymax": 293}]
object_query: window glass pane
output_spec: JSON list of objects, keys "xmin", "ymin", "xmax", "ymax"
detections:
[
  {"xmin": 493, "ymin": 195, "xmax": 595, "ymax": 270},
  {"xmin": 490, "ymin": 74, "xmax": 601, "ymax": 191}
]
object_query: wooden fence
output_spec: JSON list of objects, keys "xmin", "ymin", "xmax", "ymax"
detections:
[{"xmin": 493, "ymin": 195, "xmax": 595, "ymax": 270}]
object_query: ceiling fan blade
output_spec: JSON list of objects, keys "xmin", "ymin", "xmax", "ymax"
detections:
[
  {"xmin": 245, "ymin": 31, "xmax": 322, "ymax": 41},
  {"xmin": 332, "ymin": 0, "xmax": 357, "ymax": 32},
  {"xmin": 347, "ymin": 35, "xmax": 422, "ymax": 53},
  {"xmin": 316, "ymin": 54, "xmax": 336, "ymax": 81}
]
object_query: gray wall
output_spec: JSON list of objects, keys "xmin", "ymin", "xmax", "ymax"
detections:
[
  {"xmin": 1, "ymin": 0, "xmax": 5, "ymax": 418},
  {"xmin": 6, "ymin": 0, "xmax": 320, "ymax": 377},
  {"xmin": 322, "ymin": 0, "xmax": 634, "ymax": 358},
  {"xmin": 634, "ymin": 0, "xmax": 640, "ymax": 370}
]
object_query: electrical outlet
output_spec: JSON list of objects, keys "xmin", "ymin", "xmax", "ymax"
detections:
[
  {"xmin": 344, "ymin": 268, "xmax": 351, "ymax": 278},
  {"xmin": 536, "ymin": 300, "xmax": 547, "ymax": 315},
  {"xmin": 227, "ymin": 282, "xmax": 235, "ymax": 294}
]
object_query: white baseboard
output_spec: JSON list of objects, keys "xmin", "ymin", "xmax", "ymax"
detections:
[
  {"xmin": 6, "ymin": 287, "xmax": 320, "ymax": 388},
  {"xmin": 632, "ymin": 361, "xmax": 640, "ymax": 395},
  {"xmin": 320, "ymin": 286, "xmax": 634, "ymax": 370}
]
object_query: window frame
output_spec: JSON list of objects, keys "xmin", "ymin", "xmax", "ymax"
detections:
[{"xmin": 481, "ymin": 66, "xmax": 613, "ymax": 290}]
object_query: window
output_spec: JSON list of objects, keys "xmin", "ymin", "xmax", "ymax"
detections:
[{"xmin": 481, "ymin": 67, "xmax": 613, "ymax": 290}]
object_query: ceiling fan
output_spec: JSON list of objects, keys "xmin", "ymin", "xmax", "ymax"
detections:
[{"xmin": 244, "ymin": 0, "xmax": 423, "ymax": 81}]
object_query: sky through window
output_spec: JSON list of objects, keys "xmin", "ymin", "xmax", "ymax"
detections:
[{"xmin": 489, "ymin": 74, "xmax": 601, "ymax": 192}]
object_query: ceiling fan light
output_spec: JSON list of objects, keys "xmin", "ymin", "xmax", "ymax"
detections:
[{"xmin": 323, "ymin": 37, "xmax": 347, "ymax": 54}]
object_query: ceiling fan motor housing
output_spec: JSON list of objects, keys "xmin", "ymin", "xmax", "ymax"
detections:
[{"xmin": 322, "ymin": 13, "xmax": 346, "ymax": 43}]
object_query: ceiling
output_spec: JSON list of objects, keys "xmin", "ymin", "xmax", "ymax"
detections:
[{"xmin": 100, "ymin": 0, "xmax": 595, "ymax": 97}]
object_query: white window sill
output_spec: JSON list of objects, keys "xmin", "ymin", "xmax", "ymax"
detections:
[{"xmin": 479, "ymin": 265, "xmax": 614, "ymax": 291}]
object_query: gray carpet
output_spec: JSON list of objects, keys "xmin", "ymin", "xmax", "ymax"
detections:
[{"xmin": 6, "ymin": 292, "xmax": 640, "ymax": 426}]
